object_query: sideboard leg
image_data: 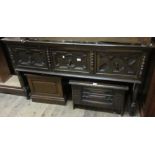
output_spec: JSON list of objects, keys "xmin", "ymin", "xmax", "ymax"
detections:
[
  {"xmin": 129, "ymin": 83, "xmax": 139, "ymax": 116},
  {"xmin": 16, "ymin": 71, "xmax": 30, "ymax": 99}
]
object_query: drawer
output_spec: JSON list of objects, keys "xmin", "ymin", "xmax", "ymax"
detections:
[
  {"xmin": 51, "ymin": 50, "xmax": 91, "ymax": 74},
  {"xmin": 10, "ymin": 46, "xmax": 49, "ymax": 71},
  {"xmin": 26, "ymin": 74, "xmax": 66, "ymax": 105},
  {"xmin": 69, "ymin": 80, "xmax": 129, "ymax": 114},
  {"xmin": 95, "ymin": 50, "xmax": 148, "ymax": 80}
]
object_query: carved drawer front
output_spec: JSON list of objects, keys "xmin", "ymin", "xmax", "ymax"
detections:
[
  {"xmin": 51, "ymin": 50, "xmax": 91, "ymax": 73},
  {"xmin": 26, "ymin": 74, "xmax": 66, "ymax": 105},
  {"xmin": 70, "ymin": 80, "xmax": 129, "ymax": 114},
  {"xmin": 95, "ymin": 50, "xmax": 148, "ymax": 80},
  {"xmin": 10, "ymin": 46, "xmax": 49, "ymax": 70}
]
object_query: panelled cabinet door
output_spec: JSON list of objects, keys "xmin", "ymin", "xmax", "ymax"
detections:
[
  {"xmin": 27, "ymin": 74, "xmax": 63, "ymax": 97},
  {"xmin": 10, "ymin": 46, "xmax": 49, "ymax": 71},
  {"xmin": 51, "ymin": 50, "xmax": 91, "ymax": 74},
  {"xmin": 26, "ymin": 74, "xmax": 66, "ymax": 105},
  {"xmin": 95, "ymin": 50, "xmax": 148, "ymax": 80}
]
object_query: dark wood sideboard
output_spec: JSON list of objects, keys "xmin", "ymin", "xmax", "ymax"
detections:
[{"xmin": 1, "ymin": 37, "xmax": 153, "ymax": 116}]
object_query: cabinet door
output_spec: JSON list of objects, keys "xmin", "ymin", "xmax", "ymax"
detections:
[
  {"xmin": 10, "ymin": 46, "xmax": 49, "ymax": 71},
  {"xmin": 52, "ymin": 50, "xmax": 91, "ymax": 73},
  {"xmin": 95, "ymin": 50, "xmax": 148, "ymax": 80},
  {"xmin": 27, "ymin": 74, "xmax": 63, "ymax": 97}
]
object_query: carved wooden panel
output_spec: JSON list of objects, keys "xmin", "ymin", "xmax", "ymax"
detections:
[
  {"xmin": 51, "ymin": 50, "xmax": 91, "ymax": 73},
  {"xmin": 10, "ymin": 46, "xmax": 49, "ymax": 71},
  {"xmin": 95, "ymin": 50, "xmax": 147, "ymax": 79}
]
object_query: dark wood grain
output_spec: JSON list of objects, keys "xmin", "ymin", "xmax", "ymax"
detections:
[
  {"xmin": 26, "ymin": 74, "xmax": 66, "ymax": 105},
  {"xmin": 143, "ymin": 51, "xmax": 155, "ymax": 116},
  {"xmin": 70, "ymin": 80, "xmax": 128, "ymax": 115},
  {"xmin": 0, "ymin": 85, "xmax": 25, "ymax": 96},
  {"xmin": 51, "ymin": 49, "xmax": 91, "ymax": 74},
  {"xmin": 2, "ymin": 37, "xmax": 152, "ymax": 47},
  {"xmin": 0, "ymin": 44, "xmax": 11, "ymax": 82},
  {"xmin": 95, "ymin": 49, "xmax": 148, "ymax": 81},
  {"xmin": 6, "ymin": 42, "xmax": 149, "ymax": 83},
  {"xmin": 9, "ymin": 45, "xmax": 50, "ymax": 71},
  {"xmin": 144, "ymin": 68, "xmax": 155, "ymax": 116}
]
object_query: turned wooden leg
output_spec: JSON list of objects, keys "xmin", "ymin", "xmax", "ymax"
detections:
[
  {"xmin": 16, "ymin": 71, "xmax": 30, "ymax": 99},
  {"xmin": 73, "ymin": 104, "xmax": 76, "ymax": 109},
  {"xmin": 129, "ymin": 83, "xmax": 139, "ymax": 116}
]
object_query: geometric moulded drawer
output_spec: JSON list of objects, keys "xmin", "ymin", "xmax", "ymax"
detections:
[
  {"xmin": 95, "ymin": 50, "xmax": 148, "ymax": 81},
  {"xmin": 26, "ymin": 74, "xmax": 67, "ymax": 105},
  {"xmin": 69, "ymin": 80, "xmax": 129, "ymax": 114},
  {"xmin": 10, "ymin": 46, "xmax": 50, "ymax": 71},
  {"xmin": 51, "ymin": 50, "xmax": 91, "ymax": 74}
]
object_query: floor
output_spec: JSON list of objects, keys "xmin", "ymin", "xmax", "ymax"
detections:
[
  {"xmin": 0, "ymin": 75, "xmax": 21, "ymax": 87},
  {"xmin": 0, "ymin": 93, "xmax": 134, "ymax": 117}
]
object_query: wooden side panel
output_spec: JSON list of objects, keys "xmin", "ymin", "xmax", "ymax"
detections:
[
  {"xmin": 0, "ymin": 45, "xmax": 11, "ymax": 82},
  {"xmin": 144, "ymin": 68, "xmax": 155, "ymax": 116}
]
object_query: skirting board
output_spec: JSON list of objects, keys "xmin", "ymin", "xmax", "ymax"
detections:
[{"xmin": 0, "ymin": 85, "xmax": 25, "ymax": 96}]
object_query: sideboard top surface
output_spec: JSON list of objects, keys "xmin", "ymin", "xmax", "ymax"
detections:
[{"xmin": 1, "ymin": 37, "xmax": 154, "ymax": 49}]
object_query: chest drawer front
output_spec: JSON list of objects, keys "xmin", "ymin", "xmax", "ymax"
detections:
[
  {"xmin": 70, "ymin": 81, "xmax": 128, "ymax": 114},
  {"xmin": 95, "ymin": 50, "xmax": 147, "ymax": 80},
  {"xmin": 10, "ymin": 46, "xmax": 49, "ymax": 71},
  {"xmin": 51, "ymin": 50, "xmax": 91, "ymax": 73},
  {"xmin": 82, "ymin": 87, "xmax": 114, "ymax": 106}
]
